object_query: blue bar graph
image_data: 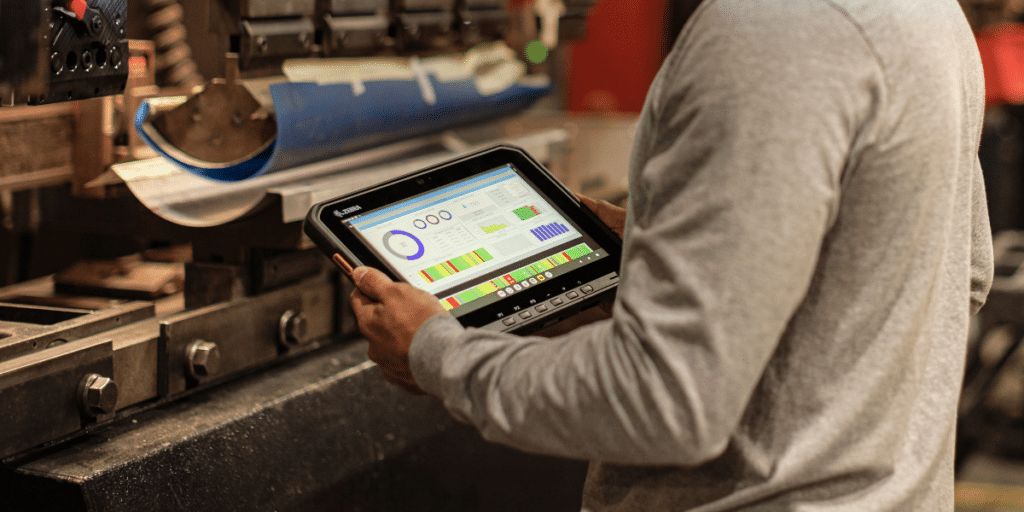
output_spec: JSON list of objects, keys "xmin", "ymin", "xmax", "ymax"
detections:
[{"xmin": 531, "ymin": 222, "xmax": 569, "ymax": 241}]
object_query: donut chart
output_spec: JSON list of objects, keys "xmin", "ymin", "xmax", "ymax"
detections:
[{"xmin": 382, "ymin": 230, "xmax": 425, "ymax": 260}]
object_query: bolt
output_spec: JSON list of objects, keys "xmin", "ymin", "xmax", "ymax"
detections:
[
  {"xmin": 256, "ymin": 36, "xmax": 269, "ymax": 54},
  {"xmin": 279, "ymin": 310, "xmax": 309, "ymax": 347},
  {"xmin": 79, "ymin": 374, "xmax": 118, "ymax": 417},
  {"xmin": 210, "ymin": 132, "xmax": 223, "ymax": 146},
  {"xmin": 90, "ymin": 15, "xmax": 103, "ymax": 35},
  {"xmin": 187, "ymin": 340, "xmax": 220, "ymax": 379}
]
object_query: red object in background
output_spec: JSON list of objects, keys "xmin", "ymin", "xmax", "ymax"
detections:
[
  {"xmin": 565, "ymin": 0, "xmax": 667, "ymax": 113},
  {"xmin": 977, "ymin": 23, "xmax": 1024, "ymax": 105},
  {"xmin": 68, "ymin": 0, "xmax": 88, "ymax": 20}
]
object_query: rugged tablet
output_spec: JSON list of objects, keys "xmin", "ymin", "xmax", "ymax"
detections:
[{"xmin": 304, "ymin": 145, "xmax": 621, "ymax": 334}]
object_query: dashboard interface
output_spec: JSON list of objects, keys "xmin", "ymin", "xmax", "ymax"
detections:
[{"xmin": 343, "ymin": 165, "xmax": 610, "ymax": 316}]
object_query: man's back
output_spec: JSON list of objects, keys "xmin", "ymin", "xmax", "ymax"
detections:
[{"xmin": 583, "ymin": 0, "xmax": 991, "ymax": 509}]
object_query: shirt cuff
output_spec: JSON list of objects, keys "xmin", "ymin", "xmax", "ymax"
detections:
[{"xmin": 409, "ymin": 313, "xmax": 465, "ymax": 396}]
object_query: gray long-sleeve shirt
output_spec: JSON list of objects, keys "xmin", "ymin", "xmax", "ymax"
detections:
[{"xmin": 409, "ymin": 0, "xmax": 994, "ymax": 509}]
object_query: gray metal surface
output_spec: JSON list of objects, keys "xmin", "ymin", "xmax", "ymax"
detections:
[
  {"xmin": 322, "ymin": 13, "xmax": 390, "ymax": 55},
  {"xmin": 240, "ymin": 17, "xmax": 318, "ymax": 67},
  {"xmin": 0, "ymin": 341, "xmax": 588, "ymax": 512}
]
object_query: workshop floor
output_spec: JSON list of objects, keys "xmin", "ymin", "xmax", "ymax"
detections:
[{"xmin": 957, "ymin": 454, "xmax": 1024, "ymax": 511}]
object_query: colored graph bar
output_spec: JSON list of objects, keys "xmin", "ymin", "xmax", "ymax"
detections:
[
  {"xmin": 419, "ymin": 248, "xmax": 494, "ymax": 283},
  {"xmin": 438, "ymin": 243, "xmax": 597, "ymax": 310},
  {"xmin": 482, "ymin": 224, "xmax": 507, "ymax": 234},
  {"xmin": 531, "ymin": 222, "xmax": 569, "ymax": 242},
  {"xmin": 566, "ymin": 244, "xmax": 593, "ymax": 259},
  {"xmin": 513, "ymin": 206, "xmax": 540, "ymax": 220}
]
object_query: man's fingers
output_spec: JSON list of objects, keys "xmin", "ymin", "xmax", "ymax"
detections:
[
  {"xmin": 578, "ymin": 194, "xmax": 613, "ymax": 217},
  {"xmin": 349, "ymin": 289, "xmax": 376, "ymax": 321},
  {"xmin": 351, "ymin": 266, "xmax": 394, "ymax": 302},
  {"xmin": 577, "ymin": 193, "xmax": 626, "ymax": 237}
]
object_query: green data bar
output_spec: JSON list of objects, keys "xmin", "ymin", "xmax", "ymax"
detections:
[
  {"xmin": 510, "ymin": 269, "xmax": 533, "ymax": 281},
  {"xmin": 566, "ymin": 245, "xmax": 593, "ymax": 260}
]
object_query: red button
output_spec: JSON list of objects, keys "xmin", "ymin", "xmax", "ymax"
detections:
[{"xmin": 332, "ymin": 253, "xmax": 353, "ymax": 275}]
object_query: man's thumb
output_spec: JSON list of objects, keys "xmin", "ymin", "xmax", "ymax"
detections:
[{"xmin": 352, "ymin": 267, "xmax": 391, "ymax": 301}]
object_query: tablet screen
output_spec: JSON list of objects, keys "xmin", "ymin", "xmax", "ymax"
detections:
[{"xmin": 342, "ymin": 164, "xmax": 612, "ymax": 317}]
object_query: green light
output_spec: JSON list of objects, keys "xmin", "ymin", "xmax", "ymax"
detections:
[{"xmin": 525, "ymin": 40, "xmax": 549, "ymax": 64}]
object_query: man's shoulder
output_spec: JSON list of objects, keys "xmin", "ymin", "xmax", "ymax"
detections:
[{"xmin": 688, "ymin": 0, "xmax": 964, "ymax": 40}]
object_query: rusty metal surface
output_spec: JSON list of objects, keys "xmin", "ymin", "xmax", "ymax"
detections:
[
  {"xmin": 0, "ymin": 301, "xmax": 154, "ymax": 361},
  {"xmin": 240, "ymin": 0, "xmax": 316, "ymax": 18},
  {"xmin": 0, "ymin": 337, "xmax": 114, "ymax": 458},
  {"xmin": 0, "ymin": 262, "xmax": 348, "ymax": 461},
  {"xmin": 159, "ymin": 274, "xmax": 334, "ymax": 396},
  {"xmin": 109, "ymin": 319, "xmax": 161, "ymax": 410},
  {"xmin": 54, "ymin": 259, "xmax": 184, "ymax": 300},
  {"xmin": 146, "ymin": 82, "xmax": 276, "ymax": 166},
  {"xmin": 329, "ymin": 0, "xmax": 388, "ymax": 13},
  {"xmin": 0, "ymin": 341, "xmax": 587, "ymax": 512},
  {"xmin": 0, "ymin": 104, "xmax": 76, "ymax": 193}
]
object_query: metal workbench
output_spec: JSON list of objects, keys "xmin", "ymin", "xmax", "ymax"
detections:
[{"xmin": 1, "ymin": 341, "xmax": 588, "ymax": 511}]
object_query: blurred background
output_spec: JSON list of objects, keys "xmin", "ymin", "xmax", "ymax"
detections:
[{"xmin": 1, "ymin": 1, "xmax": 1021, "ymax": 510}]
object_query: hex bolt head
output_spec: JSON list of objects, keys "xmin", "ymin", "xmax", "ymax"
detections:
[
  {"xmin": 187, "ymin": 340, "xmax": 221, "ymax": 379},
  {"xmin": 279, "ymin": 310, "xmax": 309, "ymax": 347},
  {"xmin": 255, "ymin": 36, "xmax": 269, "ymax": 53},
  {"xmin": 79, "ymin": 374, "xmax": 118, "ymax": 417}
]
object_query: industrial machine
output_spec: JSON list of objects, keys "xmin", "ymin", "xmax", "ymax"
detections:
[{"xmin": 0, "ymin": 1, "xmax": 635, "ymax": 510}]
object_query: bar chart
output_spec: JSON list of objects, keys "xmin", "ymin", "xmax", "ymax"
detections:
[
  {"xmin": 419, "ymin": 248, "xmax": 494, "ymax": 283},
  {"xmin": 530, "ymin": 222, "xmax": 570, "ymax": 241},
  {"xmin": 481, "ymin": 223, "xmax": 507, "ymax": 234},
  {"xmin": 513, "ymin": 205, "xmax": 540, "ymax": 220},
  {"xmin": 439, "ymin": 243, "xmax": 596, "ymax": 310}
]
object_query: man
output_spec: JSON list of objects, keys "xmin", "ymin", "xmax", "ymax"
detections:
[{"xmin": 349, "ymin": 0, "xmax": 994, "ymax": 509}]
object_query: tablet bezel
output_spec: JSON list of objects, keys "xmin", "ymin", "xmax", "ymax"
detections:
[{"xmin": 305, "ymin": 145, "xmax": 622, "ymax": 329}]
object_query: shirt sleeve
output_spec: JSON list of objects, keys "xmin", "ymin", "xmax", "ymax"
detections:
[
  {"xmin": 409, "ymin": 3, "xmax": 880, "ymax": 466},
  {"xmin": 970, "ymin": 157, "xmax": 994, "ymax": 315}
]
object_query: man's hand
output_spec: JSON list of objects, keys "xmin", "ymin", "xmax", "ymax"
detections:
[
  {"xmin": 350, "ymin": 266, "xmax": 447, "ymax": 395},
  {"xmin": 577, "ymin": 194, "xmax": 626, "ymax": 237}
]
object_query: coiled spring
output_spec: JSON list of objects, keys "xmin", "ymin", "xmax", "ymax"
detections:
[{"xmin": 144, "ymin": 0, "xmax": 204, "ymax": 90}]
